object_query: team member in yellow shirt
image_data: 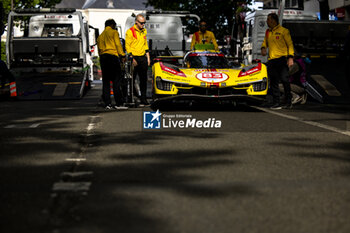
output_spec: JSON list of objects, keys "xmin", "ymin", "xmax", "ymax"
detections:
[
  {"xmin": 261, "ymin": 13, "xmax": 294, "ymax": 109},
  {"xmin": 97, "ymin": 19, "xmax": 127, "ymax": 110},
  {"xmin": 125, "ymin": 14, "xmax": 150, "ymax": 105},
  {"xmin": 191, "ymin": 20, "xmax": 218, "ymax": 51}
]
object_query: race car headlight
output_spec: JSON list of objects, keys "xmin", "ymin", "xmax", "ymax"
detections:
[
  {"xmin": 156, "ymin": 76, "xmax": 173, "ymax": 91},
  {"xmin": 253, "ymin": 78, "xmax": 267, "ymax": 91}
]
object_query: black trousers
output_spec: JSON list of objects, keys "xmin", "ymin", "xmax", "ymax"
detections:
[
  {"xmin": 0, "ymin": 60, "xmax": 15, "ymax": 87},
  {"xmin": 100, "ymin": 54, "xmax": 124, "ymax": 106},
  {"xmin": 346, "ymin": 56, "xmax": 350, "ymax": 88},
  {"xmin": 267, "ymin": 57, "xmax": 292, "ymax": 104},
  {"xmin": 133, "ymin": 55, "xmax": 148, "ymax": 99}
]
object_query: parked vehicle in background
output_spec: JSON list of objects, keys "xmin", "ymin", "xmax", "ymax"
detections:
[
  {"xmin": 240, "ymin": 6, "xmax": 350, "ymax": 103},
  {"xmin": 6, "ymin": 8, "xmax": 98, "ymax": 99},
  {"xmin": 241, "ymin": 9, "xmax": 318, "ymax": 64},
  {"xmin": 125, "ymin": 11, "xmax": 200, "ymax": 57}
]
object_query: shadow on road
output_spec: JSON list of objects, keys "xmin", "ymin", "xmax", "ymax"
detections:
[
  {"xmin": 76, "ymin": 138, "xmax": 259, "ymax": 233},
  {"xmin": 269, "ymin": 136, "xmax": 350, "ymax": 178},
  {"xmin": 0, "ymin": 89, "xmax": 261, "ymax": 233}
]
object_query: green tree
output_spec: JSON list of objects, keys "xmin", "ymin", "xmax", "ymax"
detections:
[
  {"xmin": 1, "ymin": 0, "xmax": 62, "ymax": 60},
  {"xmin": 1, "ymin": 42, "xmax": 5, "ymax": 61},
  {"xmin": 1, "ymin": 0, "xmax": 62, "ymax": 25},
  {"xmin": 145, "ymin": 0, "xmax": 252, "ymax": 44}
]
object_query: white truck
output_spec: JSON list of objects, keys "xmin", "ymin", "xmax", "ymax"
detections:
[
  {"xmin": 241, "ymin": 9, "xmax": 318, "ymax": 64},
  {"xmin": 6, "ymin": 8, "xmax": 98, "ymax": 99},
  {"xmin": 241, "ymin": 7, "xmax": 350, "ymax": 103},
  {"xmin": 125, "ymin": 11, "xmax": 200, "ymax": 55}
]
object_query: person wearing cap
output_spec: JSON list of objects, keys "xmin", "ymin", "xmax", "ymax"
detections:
[
  {"xmin": 97, "ymin": 18, "xmax": 127, "ymax": 110},
  {"xmin": 190, "ymin": 20, "xmax": 219, "ymax": 51},
  {"xmin": 261, "ymin": 13, "xmax": 294, "ymax": 109},
  {"xmin": 125, "ymin": 14, "xmax": 150, "ymax": 106}
]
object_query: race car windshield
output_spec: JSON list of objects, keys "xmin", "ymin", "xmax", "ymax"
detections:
[{"xmin": 187, "ymin": 55, "xmax": 229, "ymax": 68}]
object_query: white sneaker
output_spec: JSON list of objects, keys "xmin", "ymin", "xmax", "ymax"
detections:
[
  {"xmin": 105, "ymin": 105, "xmax": 113, "ymax": 110},
  {"xmin": 300, "ymin": 93, "xmax": 307, "ymax": 104},
  {"xmin": 292, "ymin": 95, "xmax": 302, "ymax": 104},
  {"xmin": 113, "ymin": 105, "xmax": 128, "ymax": 110}
]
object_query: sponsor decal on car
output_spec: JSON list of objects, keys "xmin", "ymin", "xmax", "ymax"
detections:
[
  {"xmin": 189, "ymin": 53, "xmax": 224, "ymax": 57},
  {"xmin": 196, "ymin": 72, "xmax": 229, "ymax": 83},
  {"xmin": 160, "ymin": 62, "xmax": 186, "ymax": 77},
  {"xmin": 238, "ymin": 63, "xmax": 262, "ymax": 77}
]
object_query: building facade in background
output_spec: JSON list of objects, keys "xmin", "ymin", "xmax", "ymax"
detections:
[
  {"xmin": 55, "ymin": 0, "xmax": 153, "ymax": 40},
  {"xmin": 256, "ymin": 0, "xmax": 350, "ymax": 20}
]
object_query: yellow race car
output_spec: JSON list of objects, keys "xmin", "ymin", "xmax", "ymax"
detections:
[{"xmin": 152, "ymin": 47, "xmax": 268, "ymax": 103}]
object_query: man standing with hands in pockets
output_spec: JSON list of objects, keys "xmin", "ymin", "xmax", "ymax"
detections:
[
  {"xmin": 125, "ymin": 14, "xmax": 151, "ymax": 106},
  {"xmin": 261, "ymin": 13, "xmax": 294, "ymax": 109},
  {"xmin": 97, "ymin": 19, "xmax": 127, "ymax": 110}
]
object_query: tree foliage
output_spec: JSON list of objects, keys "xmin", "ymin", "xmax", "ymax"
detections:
[
  {"xmin": 1, "ymin": 0, "xmax": 62, "ymax": 24},
  {"xmin": 1, "ymin": 0, "xmax": 62, "ymax": 60},
  {"xmin": 145, "ymin": 0, "xmax": 252, "ymax": 42}
]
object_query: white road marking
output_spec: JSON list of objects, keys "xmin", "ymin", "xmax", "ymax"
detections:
[
  {"xmin": 86, "ymin": 116, "xmax": 100, "ymax": 133},
  {"xmin": 87, "ymin": 123, "xmax": 95, "ymax": 132},
  {"xmin": 29, "ymin": 123, "xmax": 40, "ymax": 128},
  {"xmin": 4, "ymin": 123, "xmax": 40, "ymax": 128},
  {"xmin": 49, "ymin": 115, "xmax": 101, "ymax": 220},
  {"xmin": 52, "ymin": 182, "xmax": 91, "ymax": 192},
  {"xmin": 65, "ymin": 158, "xmax": 86, "ymax": 162},
  {"xmin": 253, "ymin": 106, "xmax": 350, "ymax": 137},
  {"xmin": 60, "ymin": 171, "xmax": 94, "ymax": 178}
]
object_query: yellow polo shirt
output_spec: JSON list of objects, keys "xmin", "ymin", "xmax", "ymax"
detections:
[
  {"xmin": 261, "ymin": 24, "xmax": 294, "ymax": 60},
  {"xmin": 97, "ymin": 26, "xmax": 125, "ymax": 57},
  {"xmin": 125, "ymin": 25, "xmax": 149, "ymax": 56},
  {"xmin": 190, "ymin": 30, "xmax": 219, "ymax": 51}
]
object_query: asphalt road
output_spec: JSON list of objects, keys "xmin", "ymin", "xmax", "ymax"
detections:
[{"xmin": 1, "ymin": 84, "xmax": 350, "ymax": 233}]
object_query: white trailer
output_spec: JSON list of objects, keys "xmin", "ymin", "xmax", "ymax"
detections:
[
  {"xmin": 125, "ymin": 11, "xmax": 200, "ymax": 53},
  {"xmin": 241, "ymin": 9, "xmax": 318, "ymax": 64}
]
